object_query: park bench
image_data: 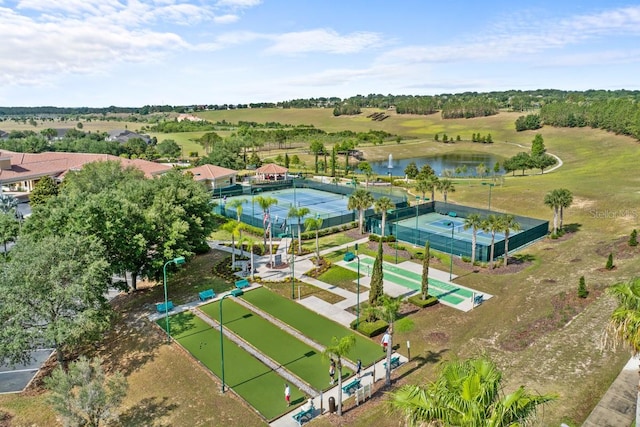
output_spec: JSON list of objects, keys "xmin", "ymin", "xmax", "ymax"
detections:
[
  {"xmin": 156, "ymin": 301, "xmax": 174, "ymax": 313},
  {"xmin": 198, "ymin": 289, "xmax": 215, "ymax": 302},
  {"xmin": 235, "ymin": 278, "xmax": 250, "ymax": 289},
  {"xmin": 291, "ymin": 407, "xmax": 314, "ymax": 425},
  {"xmin": 230, "ymin": 288, "xmax": 244, "ymax": 297},
  {"xmin": 343, "ymin": 252, "xmax": 356, "ymax": 262},
  {"xmin": 341, "ymin": 378, "xmax": 361, "ymax": 396},
  {"xmin": 383, "ymin": 356, "xmax": 401, "ymax": 370}
]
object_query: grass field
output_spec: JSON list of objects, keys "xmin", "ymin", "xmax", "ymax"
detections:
[
  {"xmin": 199, "ymin": 298, "xmax": 351, "ymax": 391},
  {"xmin": 241, "ymin": 287, "xmax": 382, "ymax": 366},
  {"xmin": 162, "ymin": 311, "xmax": 305, "ymax": 421}
]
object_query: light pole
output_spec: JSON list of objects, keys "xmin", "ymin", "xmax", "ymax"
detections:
[
  {"xmin": 445, "ymin": 222, "xmax": 454, "ymax": 280},
  {"xmin": 280, "ymin": 232, "xmax": 294, "ymax": 298},
  {"xmin": 355, "ymin": 243, "xmax": 360, "ymax": 329},
  {"xmin": 162, "ymin": 256, "xmax": 186, "ymax": 342},
  {"xmin": 481, "ymin": 182, "xmax": 495, "ymax": 212},
  {"xmin": 219, "ymin": 293, "xmax": 233, "ymax": 393}
]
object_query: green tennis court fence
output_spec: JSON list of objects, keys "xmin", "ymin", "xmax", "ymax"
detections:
[{"xmin": 368, "ymin": 202, "xmax": 548, "ymax": 262}]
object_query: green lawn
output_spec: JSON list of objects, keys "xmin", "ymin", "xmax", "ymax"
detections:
[
  {"xmin": 316, "ymin": 265, "xmax": 366, "ymax": 293},
  {"xmin": 241, "ymin": 287, "xmax": 382, "ymax": 366},
  {"xmin": 161, "ymin": 312, "xmax": 304, "ymax": 421},
  {"xmin": 200, "ymin": 299, "xmax": 352, "ymax": 391}
]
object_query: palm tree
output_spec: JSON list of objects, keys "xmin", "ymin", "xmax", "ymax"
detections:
[
  {"xmin": 221, "ymin": 220, "xmax": 240, "ymax": 268},
  {"xmin": 309, "ymin": 140, "xmax": 325, "ymax": 174},
  {"xmin": 322, "ymin": 335, "xmax": 356, "ymax": 416},
  {"xmin": 499, "ymin": 214, "xmax": 521, "ymax": 267},
  {"xmin": 389, "ymin": 355, "xmax": 557, "ymax": 426},
  {"xmin": 358, "ymin": 162, "xmax": 374, "ymax": 187},
  {"xmin": 557, "ymin": 188, "xmax": 573, "ymax": 230},
  {"xmin": 348, "ymin": 189, "xmax": 374, "ymax": 234},
  {"xmin": 255, "ymin": 196, "xmax": 278, "ymax": 265},
  {"xmin": 482, "ymin": 214, "xmax": 500, "ymax": 269},
  {"xmin": 543, "ymin": 189, "xmax": 562, "ymax": 234},
  {"xmin": 463, "ymin": 213, "xmax": 483, "ymax": 264},
  {"xmin": 437, "ymin": 179, "xmax": 455, "ymax": 203},
  {"xmin": 414, "ymin": 178, "xmax": 430, "ymax": 202},
  {"xmin": 605, "ymin": 277, "xmax": 640, "ymax": 426},
  {"xmin": 428, "ymin": 175, "xmax": 439, "ymax": 201},
  {"xmin": 288, "ymin": 206, "xmax": 310, "ymax": 254},
  {"xmin": 0, "ymin": 194, "xmax": 18, "ymax": 214},
  {"xmin": 240, "ymin": 235, "xmax": 256, "ymax": 280},
  {"xmin": 304, "ymin": 216, "xmax": 323, "ymax": 267},
  {"xmin": 227, "ymin": 198, "xmax": 247, "ymax": 241},
  {"xmin": 373, "ymin": 295, "xmax": 401, "ymax": 387},
  {"xmin": 374, "ymin": 197, "xmax": 394, "ymax": 238}
]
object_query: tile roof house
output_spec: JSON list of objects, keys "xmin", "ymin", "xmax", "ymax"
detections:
[
  {"xmin": 187, "ymin": 164, "xmax": 238, "ymax": 191},
  {"xmin": 0, "ymin": 150, "xmax": 172, "ymax": 193}
]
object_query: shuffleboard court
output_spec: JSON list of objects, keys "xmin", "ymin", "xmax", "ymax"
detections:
[
  {"xmin": 342, "ymin": 256, "xmax": 490, "ymax": 311},
  {"xmin": 241, "ymin": 287, "xmax": 381, "ymax": 366},
  {"xmin": 160, "ymin": 312, "xmax": 305, "ymax": 421},
  {"xmin": 200, "ymin": 299, "xmax": 349, "ymax": 391}
]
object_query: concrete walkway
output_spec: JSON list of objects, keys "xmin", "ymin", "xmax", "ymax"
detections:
[{"xmin": 582, "ymin": 355, "xmax": 638, "ymax": 427}]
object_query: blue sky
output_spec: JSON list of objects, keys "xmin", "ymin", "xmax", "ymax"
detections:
[{"xmin": 1, "ymin": 0, "xmax": 639, "ymax": 107}]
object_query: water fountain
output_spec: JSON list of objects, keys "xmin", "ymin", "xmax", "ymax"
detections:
[{"xmin": 388, "ymin": 154, "xmax": 393, "ymax": 169}]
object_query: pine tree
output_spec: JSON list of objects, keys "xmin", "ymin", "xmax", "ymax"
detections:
[
  {"xmin": 629, "ymin": 229, "xmax": 638, "ymax": 247},
  {"xmin": 606, "ymin": 253, "xmax": 614, "ymax": 270},
  {"xmin": 434, "ymin": 133, "xmax": 439, "ymax": 142},
  {"xmin": 369, "ymin": 239, "xmax": 384, "ymax": 305},
  {"xmin": 421, "ymin": 241, "xmax": 430, "ymax": 300},
  {"xmin": 578, "ymin": 276, "xmax": 588, "ymax": 298}
]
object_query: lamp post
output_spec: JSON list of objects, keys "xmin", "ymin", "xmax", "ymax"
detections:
[
  {"xmin": 481, "ymin": 182, "xmax": 495, "ymax": 212},
  {"xmin": 162, "ymin": 256, "xmax": 186, "ymax": 342},
  {"xmin": 280, "ymin": 232, "xmax": 294, "ymax": 298},
  {"xmin": 219, "ymin": 293, "xmax": 233, "ymax": 393},
  {"xmin": 355, "ymin": 243, "xmax": 360, "ymax": 329},
  {"xmin": 445, "ymin": 222, "xmax": 454, "ymax": 280}
]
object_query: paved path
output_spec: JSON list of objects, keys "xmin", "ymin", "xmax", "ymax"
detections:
[{"xmin": 582, "ymin": 355, "xmax": 638, "ymax": 427}]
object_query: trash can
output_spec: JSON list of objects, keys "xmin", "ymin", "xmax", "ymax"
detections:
[{"xmin": 328, "ymin": 396, "xmax": 336, "ymax": 414}]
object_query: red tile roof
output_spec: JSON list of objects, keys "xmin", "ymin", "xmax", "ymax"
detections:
[
  {"xmin": 0, "ymin": 150, "xmax": 172, "ymax": 183},
  {"xmin": 188, "ymin": 164, "xmax": 237, "ymax": 181},
  {"xmin": 256, "ymin": 163, "xmax": 288, "ymax": 174}
]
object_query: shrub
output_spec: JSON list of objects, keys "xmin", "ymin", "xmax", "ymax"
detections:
[
  {"xmin": 461, "ymin": 255, "xmax": 471, "ymax": 263},
  {"xmin": 350, "ymin": 319, "xmax": 388, "ymax": 337},
  {"xmin": 408, "ymin": 295, "xmax": 439, "ymax": 308},
  {"xmin": 368, "ymin": 234, "xmax": 396, "ymax": 243},
  {"xmin": 606, "ymin": 253, "xmax": 614, "ymax": 270},
  {"xmin": 630, "ymin": 229, "xmax": 638, "ymax": 247},
  {"xmin": 578, "ymin": 276, "xmax": 588, "ymax": 298}
]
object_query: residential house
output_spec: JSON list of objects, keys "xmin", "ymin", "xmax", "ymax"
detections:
[
  {"xmin": 187, "ymin": 164, "xmax": 238, "ymax": 192},
  {"xmin": 106, "ymin": 129, "xmax": 151, "ymax": 144}
]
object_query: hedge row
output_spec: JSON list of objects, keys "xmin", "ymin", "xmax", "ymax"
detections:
[
  {"xmin": 407, "ymin": 295, "xmax": 439, "ymax": 308},
  {"xmin": 350, "ymin": 319, "xmax": 389, "ymax": 337}
]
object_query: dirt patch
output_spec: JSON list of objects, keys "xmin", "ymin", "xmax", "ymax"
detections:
[
  {"xmin": 0, "ymin": 411, "xmax": 13, "ymax": 427},
  {"xmin": 499, "ymin": 288, "xmax": 603, "ymax": 352},
  {"xmin": 595, "ymin": 235, "xmax": 640, "ymax": 260}
]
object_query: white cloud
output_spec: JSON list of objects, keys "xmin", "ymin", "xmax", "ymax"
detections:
[
  {"xmin": 214, "ymin": 13, "xmax": 239, "ymax": 24},
  {"xmin": 216, "ymin": 0, "xmax": 262, "ymax": 8},
  {"xmin": 265, "ymin": 29, "xmax": 384, "ymax": 55}
]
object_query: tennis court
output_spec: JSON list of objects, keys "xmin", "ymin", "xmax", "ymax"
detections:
[
  {"xmin": 200, "ymin": 298, "xmax": 350, "ymax": 391},
  {"xmin": 341, "ymin": 256, "xmax": 490, "ymax": 312},
  {"xmin": 159, "ymin": 312, "xmax": 305, "ymax": 421},
  {"xmin": 223, "ymin": 187, "xmax": 358, "ymax": 234},
  {"xmin": 241, "ymin": 287, "xmax": 381, "ymax": 366},
  {"xmin": 397, "ymin": 212, "xmax": 510, "ymax": 246}
]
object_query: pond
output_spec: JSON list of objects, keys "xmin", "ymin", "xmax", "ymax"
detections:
[{"xmin": 368, "ymin": 152, "xmax": 503, "ymax": 177}]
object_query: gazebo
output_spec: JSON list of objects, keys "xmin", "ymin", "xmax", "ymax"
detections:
[{"xmin": 255, "ymin": 163, "xmax": 288, "ymax": 182}]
